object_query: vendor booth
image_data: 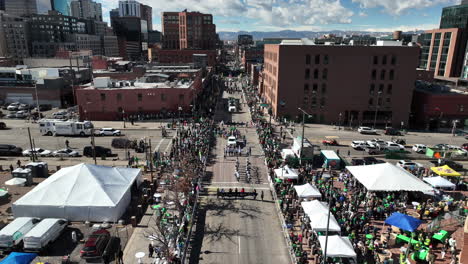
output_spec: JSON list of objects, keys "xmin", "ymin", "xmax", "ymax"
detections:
[
  {"xmin": 321, "ymin": 150, "xmax": 341, "ymax": 169},
  {"xmin": 281, "ymin": 148, "xmax": 296, "ymax": 160},
  {"xmin": 294, "ymin": 183, "xmax": 322, "ymax": 199},
  {"xmin": 301, "ymin": 200, "xmax": 341, "ymax": 232},
  {"xmin": 430, "ymin": 165, "xmax": 461, "ymax": 177},
  {"xmin": 274, "ymin": 165, "xmax": 299, "ymax": 180},
  {"xmin": 346, "ymin": 163, "xmax": 433, "ymax": 192},
  {"xmin": 0, "ymin": 252, "xmax": 37, "ymax": 264},
  {"xmin": 13, "ymin": 163, "xmax": 142, "ymax": 222},
  {"xmin": 318, "ymin": 235, "xmax": 357, "ymax": 261},
  {"xmin": 423, "ymin": 176, "xmax": 456, "ymax": 190}
]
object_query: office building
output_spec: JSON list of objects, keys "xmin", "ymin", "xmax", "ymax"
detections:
[
  {"xmin": 161, "ymin": 12, "xmax": 179, "ymax": 49},
  {"xmin": 261, "ymin": 40, "xmax": 419, "ymax": 127},
  {"xmin": 112, "ymin": 16, "xmax": 148, "ymax": 60},
  {"xmin": 0, "ymin": 0, "xmax": 5, "ymax": 11},
  {"xmin": 238, "ymin": 34, "xmax": 254, "ymax": 45},
  {"xmin": 5, "ymin": 0, "xmax": 51, "ymax": 16},
  {"xmin": 148, "ymin": 30, "xmax": 162, "ymax": 45},
  {"xmin": 0, "ymin": 12, "xmax": 29, "ymax": 63},
  {"xmin": 440, "ymin": 1, "xmax": 468, "ymax": 29},
  {"xmin": 119, "ymin": 0, "xmax": 140, "ymax": 17},
  {"xmin": 52, "ymin": 0, "xmax": 72, "ymax": 16},
  {"xmin": 71, "ymin": 0, "xmax": 102, "ymax": 21},
  {"xmin": 103, "ymin": 35, "xmax": 119, "ymax": 57},
  {"xmin": 140, "ymin": 4, "xmax": 152, "ymax": 31}
]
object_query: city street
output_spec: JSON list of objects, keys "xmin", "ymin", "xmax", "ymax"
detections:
[{"xmin": 189, "ymin": 80, "xmax": 291, "ymax": 263}]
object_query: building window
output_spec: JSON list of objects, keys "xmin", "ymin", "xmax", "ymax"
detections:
[
  {"xmin": 459, "ymin": 105, "xmax": 465, "ymax": 112},
  {"xmin": 370, "ymin": 84, "xmax": 375, "ymax": 95},
  {"xmin": 391, "ymin": 55, "xmax": 396, "ymax": 65},
  {"xmin": 322, "ymin": 69, "xmax": 328, "ymax": 80},
  {"xmin": 378, "ymin": 98, "xmax": 382, "ymax": 106},
  {"xmin": 386, "ymin": 97, "xmax": 391, "ymax": 103},
  {"xmin": 371, "ymin": 69, "xmax": 376, "ymax": 80},
  {"xmin": 324, "ymin": 55, "xmax": 329, "ymax": 65},
  {"xmin": 137, "ymin": 93, "xmax": 142, "ymax": 101},
  {"xmin": 321, "ymin": 83, "xmax": 326, "ymax": 94},
  {"xmin": 306, "ymin": 54, "xmax": 311, "ymax": 65},
  {"xmin": 116, "ymin": 93, "xmax": 122, "ymax": 101},
  {"xmin": 311, "ymin": 97, "xmax": 317, "ymax": 108},
  {"xmin": 380, "ymin": 70, "xmax": 386, "ymax": 80},
  {"xmin": 379, "ymin": 84, "xmax": 384, "ymax": 93},
  {"xmin": 315, "ymin": 55, "xmax": 320, "ymax": 64},
  {"xmin": 305, "ymin": 69, "xmax": 310, "ymax": 79},
  {"xmin": 320, "ymin": 98, "xmax": 326, "ymax": 107},
  {"xmin": 100, "ymin": 93, "xmax": 106, "ymax": 101},
  {"xmin": 304, "ymin": 84, "xmax": 309, "ymax": 92},
  {"xmin": 314, "ymin": 69, "xmax": 319, "ymax": 79},
  {"xmin": 118, "ymin": 107, "xmax": 123, "ymax": 113},
  {"xmin": 313, "ymin": 83, "xmax": 318, "ymax": 93},
  {"xmin": 179, "ymin": 94, "xmax": 184, "ymax": 101},
  {"xmin": 389, "ymin": 70, "xmax": 394, "ymax": 80},
  {"xmin": 373, "ymin": 56, "xmax": 378, "ymax": 65},
  {"xmin": 387, "ymin": 84, "xmax": 392, "ymax": 94},
  {"xmin": 382, "ymin": 55, "xmax": 387, "ymax": 65},
  {"xmin": 161, "ymin": 94, "xmax": 166, "ymax": 101},
  {"xmin": 369, "ymin": 98, "xmax": 373, "ymax": 105}
]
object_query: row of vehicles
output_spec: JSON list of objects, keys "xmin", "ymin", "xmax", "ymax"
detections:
[
  {"xmin": 351, "ymin": 138, "xmax": 405, "ymax": 154},
  {"xmin": 39, "ymin": 120, "xmax": 121, "ymax": 137},
  {"xmin": 0, "ymin": 217, "xmax": 119, "ymax": 262},
  {"xmin": 357, "ymin": 126, "xmax": 403, "ymax": 136},
  {"xmin": 21, "ymin": 146, "xmax": 112, "ymax": 158}
]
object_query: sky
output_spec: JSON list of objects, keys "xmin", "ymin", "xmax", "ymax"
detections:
[{"xmin": 99, "ymin": 0, "xmax": 462, "ymax": 32}]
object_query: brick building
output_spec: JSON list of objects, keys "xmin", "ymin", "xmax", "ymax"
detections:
[
  {"xmin": 261, "ymin": 40, "xmax": 419, "ymax": 127},
  {"xmin": 150, "ymin": 48, "xmax": 217, "ymax": 66}
]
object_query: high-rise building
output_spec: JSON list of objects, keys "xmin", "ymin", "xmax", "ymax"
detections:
[
  {"xmin": 238, "ymin": 34, "xmax": 254, "ymax": 46},
  {"xmin": 52, "ymin": 0, "xmax": 72, "ymax": 16},
  {"xmin": 109, "ymin": 8, "xmax": 119, "ymax": 25},
  {"xmin": 261, "ymin": 40, "xmax": 419, "ymax": 127},
  {"xmin": 140, "ymin": 4, "xmax": 152, "ymax": 31},
  {"xmin": 71, "ymin": 0, "xmax": 102, "ymax": 21},
  {"xmin": 162, "ymin": 10, "xmax": 217, "ymax": 50},
  {"xmin": 0, "ymin": 12, "xmax": 29, "ymax": 63},
  {"xmin": 0, "ymin": 0, "xmax": 5, "ymax": 11},
  {"xmin": 112, "ymin": 16, "xmax": 148, "ymax": 60},
  {"xmin": 440, "ymin": 1, "xmax": 468, "ymax": 29},
  {"xmin": 5, "ymin": 0, "xmax": 51, "ymax": 16},
  {"xmin": 119, "ymin": 0, "xmax": 140, "ymax": 17}
]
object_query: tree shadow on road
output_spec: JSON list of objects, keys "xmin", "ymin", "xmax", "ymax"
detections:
[{"xmin": 205, "ymin": 197, "xmax": 263, "ymax": 219}]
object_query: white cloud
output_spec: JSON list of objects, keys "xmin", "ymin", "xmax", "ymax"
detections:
[
  {"xmin": 351, "ymin": 0, "xmax": 458, "ymax": 15},
  {"xmin": 358, "ymin": 11, "xmax": 367, "ymax": 17},
  {"xmin": 362, "ymin": 23, "xmax": 439, "ymax": 32}
]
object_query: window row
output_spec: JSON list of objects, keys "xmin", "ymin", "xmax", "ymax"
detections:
[
  {"xmin": 368, "ymin": 97, "xmax": 391, "ymax": 106},
  {"xmin": 369, "ymin": 84, "xmax": 393, "ymax": 95},
  {"xmin": 100, "ymin": 93, "xmax": 185, "ymax": 102},
  {"xmin": 371, "ymin": 69, "xmax": 394, "ymax": 81},
  {"xmin": 305, "ymin": 68, "xmax": 328, "ymax": 80},
  {"xmin": 303, "ymin": 97, "xmax": 326, "ymax": 108},
  {"xmin": 305, "ymin": 54, "xmax": 329, "ymax": 65},
  {"xmin": 304, "ymin": 83, "xmax": 327, "ymax": 94},
  {"xmin": 373, "ymin": 55, "xmax": 397, "ymax": 65}
]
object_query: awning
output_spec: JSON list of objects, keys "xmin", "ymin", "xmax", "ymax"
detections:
[
  {"xmin": 301, "ymin": 200, "xmax": 341, "ymax": 232},
  {"xmin": 294, "ymin": 183, "xmax": 322, "ymax": 198},
  {"xmin": 318, "ymin": 236, "xmax": 356, "ymax": 259},
  {"xmin": 0, "ymin": 252, "xmax": 37, "ymax": 264},
  {"xmin": 281, "ymin": 148, "xmax": 296, "ymax": 160},
  {"xmin": 321, "ymin": 150, "xmax": 340, "ymax": 160},
  {"xmin": 430, "ymin": 165, "xmax": 461, "ymax": 177},
  {"xmin": 274, "ymin": 165, "xmax": 298, "ymax": 179},
  {"xmin": 5, "ymin": 178, "xmax": 26, "ymax": 186},
  {"xmin": 423, "ymin": 176, "xmax": 456, "ymax": 189},
  {"xmin": 385, "ymin": 212, "xmax": 421, "ymax": 232}
]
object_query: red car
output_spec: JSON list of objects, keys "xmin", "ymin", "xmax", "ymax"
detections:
[
  {"xmin": 462, "ymin": 143, "xmax": 468, "ymax": 151},
  {"xmin": 80, "ymin": 229, "xmax": 110, "ymax": 259},
  {"xmin": 322, "ymin": 137, "xmax": 339, "ymax": 146}
]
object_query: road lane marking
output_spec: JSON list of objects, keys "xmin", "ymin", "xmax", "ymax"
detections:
[
  {"xmin": 154, "ymin": 139, "xmax": 165, "ymax": 151},
  {"xmin": 238, "ymin": 235, "xmax": 241, "ymax": 254}
]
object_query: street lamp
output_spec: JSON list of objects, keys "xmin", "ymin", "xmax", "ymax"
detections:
[
  {"xmin": 298, "ymin": 107, "xmax": 311, "ymax": 165},
  {"xmin": 338, "ymin": 112, "xmax": 342, "ymax": 130},
  {"xmin": 373, "ymin": 91, "xmax": 382, "ymax": 129},
  {"xmin": 122, "ymin": 110, "xmax": 126, "ymax": 128}
]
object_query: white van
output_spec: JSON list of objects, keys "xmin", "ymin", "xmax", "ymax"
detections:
[
  {"xmin": 0, "ymin": 217, "xmax": 40, "ymax": 250},
  {"xmin": 228, "ymin": 105, "xmax": 237, "ymax": 112},
  {"xmin": 23, "ymin": 218, "xmax": 67, "ymax": 252}
]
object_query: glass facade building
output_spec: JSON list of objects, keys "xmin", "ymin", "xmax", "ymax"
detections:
[
  {"xmin": 52, "ymin": 0, "xmax": 72, "ymax": 16},
  {"xmin": 440, "ymin": 3, "xmax": 468, "ymax": 29}
]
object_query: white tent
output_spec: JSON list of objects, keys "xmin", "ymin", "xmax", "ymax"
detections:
[
  {"xmin": 13, "ymin": 163, "xmax": 142, "ymax": 222},
  {"xmin": 294, "ymin": 183, "xmax": 322, "ymax": 198},
  {"xmin": 318, "ymin": 235, "xmax": 357, "ymax": 259},
  {"xmin": 301, "ymin": 200, "xmax": 341, "ymax": 232},
  {"xmin": 346, "ymin": 163, "xmax": 434, "ymax": 192},
  {"xmin": 274, "ymin": 165, "xmax": 298, "ymax": 180},
  {"xmin": 423, "ymin": 176, "xmax": 456, "ymax": 189},
  {"xmin": 5, "ymin": 178, "xmax": 26, "ymax": 186},
  {"xmin": 281, "ymin": 148, "xmax": 296, "ymax": 160}
]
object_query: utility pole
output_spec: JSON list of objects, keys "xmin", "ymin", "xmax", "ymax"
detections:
[
  {"xmin": 323, "ymin": 168, "xmax": 333, "ymax": 264},
  {"xmin": 298, "ymin": 108, "xmax": 310, "ymax": 165},
  {"xmin": 27, "ymin": 127, "xmax": 35, "ymax": 162},
  {"xmin": 373, "ymin": 91, "xmax": 382, "ymax": 129},
  {"xmin": 91, "ymin": 127, "xmax": 96, "ymax": 165},
  {"xmin": 149, "ymin": 139, "xmax": 153, "ymax": 182},
  {"xmin": 32, "ymin": 138, "xmax": 38, "ymax": 162}
]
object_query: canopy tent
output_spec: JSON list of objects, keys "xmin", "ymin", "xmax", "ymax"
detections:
[
  {"xmin": 294, "ymin": 183, "xmax": 322, "ymax": 198},
  {"xmin": 281, "ymin": 148, "xmax": 296, "ymax": 160},
  {"xmin": 346, "ymin": 163, "xmax": 434, "ymax": 192},
  {"xmin": 385, "ymin": 212, "xmax": 422, "ymax": 232},
  {"xmin": 5, "ymin": 178, "xmax": 26, "ymax": 186},
  {"xmin": 321, "ymin": 150, "xmax": 341, "ymax": 169},
  {"xmin": 423, "ymin": 176, "xmax": 456, "ymax": 189},
  {"xmin": 430, "ymin": 165, "xmax": 461, "ymax": 177},
  {"xmin": 0, "ymin": 252, "xmax": 37, "ymax": 264},
  {"xmin": 301, "ymin": 200, "xmax": 341, "ymax": 232},
  {"xmin": 318, "ymin": 236, "xmax": 356, "ymax": 259},
  {"xmin": 274, "ymin": 165, "xmax": 299, "ymax": 180},
  {"xmin": 13, "ymin": 163, "xmax": 142, "ymax": 222}
]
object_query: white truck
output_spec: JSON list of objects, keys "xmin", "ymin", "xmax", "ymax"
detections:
[
  {"xmin": 54, "ymin": 121, "xmax": 94, "ymax": 136},
  {"xmin": 23, "ymin": 218, "xmax": 67, "ymax": 252},
  {"xmin": 0, "ymin": 217, "xmax": 40, "ymax": 250},
  {"xmin": 39, "ymin": 119, "xmax": 65, "ymax": 136}
]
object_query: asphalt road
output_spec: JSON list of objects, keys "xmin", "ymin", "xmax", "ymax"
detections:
[{"xmin": 189, "ymin": 81, "xmax": 290, "ymax": 264}]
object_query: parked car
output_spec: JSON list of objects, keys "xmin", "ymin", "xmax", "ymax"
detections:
[
  {"xmin": 227, "ymin": 136, "xmax": 237, "ymax": 146},
  {"xmin": 18, "ymin": 104, "xmax": 30, "ymax": 111},
  {"xmin": 0, "ymin": 122, "xmax": 6, "ymax": 129},
  {"xmin": 396, "ymin": 160, "xmax": 422, "ymax": 170},
  {"xmin": 351, "ymin": 141, "xmax": 369, "ymax": 150},
  {"xmin": 52, "ymin": 111, "xmax": 68, "ymax": 119},
  {"xmin": 363, "ymin": 157, "xmax": 385, "ymax": 165},
  {"xmin": 22, "ymin": 148, "xmax": 52, "ymax": 157},
  {"xmin": 358, "ymin": 126, "xmax": 377, "ymax": 134},
  {"xmin": 83, "ymin": 146, "xmax": 112, "ymax": 157},
  {"xmin": 431, "ymin": 159, "xmax": 463, "ymax": 170},
  {"xmin": 366, "ymin": 139, "xmax": 386, "ymax": 148},
  {"xmin": 365, "ymin": 146, "xmax": 384, "ymax": 155},
  {"xmin": 462, "ymin": 143, "xmax": 468, "ymax": 151},
  {"xmin": 6, "ymin": 102, "xmax": 20, "ymax": 111},
  {"xmin": 80, "ymin": 229, "xmax": 111, "ymax": 260},
  {"xmin": 433, "ymin": 143, "xmax": 448, "ymax": 149},
  {"xmin": 412, "ymin": 144, "xmax": 427, "ymax": 153},
  {"xmin": 96, "ymin": 128, "xmax": 121, "ymax": 136},
  {"xmin": 382, "ymin": 142, "xmax": 405, "ymax": 151},
  {"xmin": 52, "ymin": 148, "xmax": 79, "ymax": 157},
  {"xmin": 23, "ymin": 218, "xmax": 67, "ymax": 252},
  {"xmin": 384, "ymin": 127, "xmax": 402, "ymax": 136},
  {"xmin": 351, "ymin": 159, "xmax": 365, "ymax": 165},
  {"xmin": 0, "ymin": 217, "xmax": 40, "ymax": 250},
  {"xmin": 6, "ymin": 112, "xmax": 16, "ymax": 118},
  {"xmin": 0, "ymin": 144, "xmax": 23, "ymax": 156},
  {"xmin": 15, "ymin": 111, "xmax": 28, "ymax": 119},
  {"xmin": 38, "ymin": 104, "xmax": 52, "ymax": 111},
  {"xmin": 102, "ymin": 237, "xmax": 121, "ymax": 263}
]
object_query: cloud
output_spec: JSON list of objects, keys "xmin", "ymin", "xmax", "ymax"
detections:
[
  {"xmin": 358, "ymin": 11, "xmax": 367, "ymax": 17},
  {"xmin": 351, "ymin": 0, "xmax": 458, "ymax": 15},
  {"xmin": 362, "ymin": 23, "xmax": 439, "ymax": 32}
]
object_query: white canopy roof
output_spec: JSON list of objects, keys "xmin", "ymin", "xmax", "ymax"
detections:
[
  {"xmin": 423, "ymin": 176, "xmax": 456, "ymax": 189},
  {"xmin": 5, "ymin": 178, "xmax": 26, "ymax": 186},
  {"xmin": 274, "ymin": 165, "xmax": 298, "ymax": 179},
  {"xmin": 321, "ymin": 150, "xmax": 340, "ymax": 160},
  {"xmin": 318, "ymin": 235, "xmax": 357, "ymax": 259},
  {"xmin": 13, "ymin": 163, "xmax": 142, "ymax": 222},
  {"xmin": 281, "ymin": 148, "xmax": 296, "ymax": 159},
  {"xmin": 346, "ymin": 163, "xmax": 434, "ymax": 192},
  {"xmin": 301, "ymin": 200, "xmax": 341, "ymax": 232},
  {"xmin": 294, "ymin": 183, "xmax": 322, "ymax": 198}
]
